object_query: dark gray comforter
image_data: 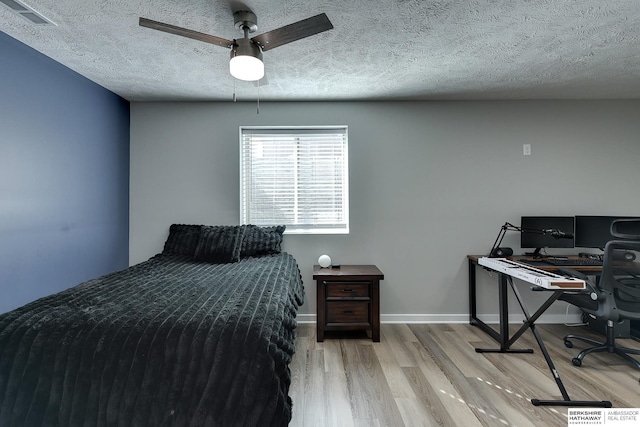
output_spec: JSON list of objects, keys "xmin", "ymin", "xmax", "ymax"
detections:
[{"xmin": 0, "ymin": 252, "xmax": 304, "ymax": 426}]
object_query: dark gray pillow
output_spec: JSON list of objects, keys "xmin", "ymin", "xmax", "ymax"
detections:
[
  {"xmin": 239, "ymin": 225, "xmax": 286, "ymax": 258},
  {"xmin": 162, "ymin": 224, "xmax": 202, "ymax": 256},
  {"xmin": 194, "ymin": 225, "xmax": 244, "ymax": 263}
]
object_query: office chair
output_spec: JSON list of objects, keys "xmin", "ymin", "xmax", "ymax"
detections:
[{"xmin": 560, "ymin": 219, "xmax": 640, "ymax": 379}]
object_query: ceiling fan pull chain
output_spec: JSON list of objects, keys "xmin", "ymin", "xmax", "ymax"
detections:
[{"xmin": 233, "ymin": 78, "xmax": 237, "ymax": 102}]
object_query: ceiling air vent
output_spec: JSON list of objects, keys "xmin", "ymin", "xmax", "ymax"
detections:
[{"xmin": 0, "ymin": 0, "xmax": 56, "ymax": 26}]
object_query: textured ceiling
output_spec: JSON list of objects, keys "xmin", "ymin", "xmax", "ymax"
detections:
[{"xmin": 2, "ymin": 0, "xmax": 640, "ymax": 102}]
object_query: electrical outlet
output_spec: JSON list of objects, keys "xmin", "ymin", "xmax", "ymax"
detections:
[{"xmin": 523, "ymin": 144, "xmax": 531, "ymax": 156}]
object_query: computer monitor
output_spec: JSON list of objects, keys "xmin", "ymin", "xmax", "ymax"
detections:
[
  {"xmin": 520, "ymin": 216, "xmax": 575, "ymax": 255},
  {"xmin": 575, "ymin": 216, "xmax": 640, "ymax": 249}
]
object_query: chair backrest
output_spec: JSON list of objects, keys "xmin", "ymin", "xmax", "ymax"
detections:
[
  {"xmin": 599, "ymin": 238, "xmax": 640, "ymax": 321},
  {"xmin": 611, "ymin": 218, "xmax": 640, "ymax": 241}
]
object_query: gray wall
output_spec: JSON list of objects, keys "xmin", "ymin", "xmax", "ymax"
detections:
[
  {"xmin": 0, "ymin": 31, "xmax": 130, "ymax": 314},
  {"xmin": 130, "ymin": 100, "xmax": 640, "ymax": 321}
]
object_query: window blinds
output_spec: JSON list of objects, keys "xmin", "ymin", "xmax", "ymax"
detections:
[{"xmin": 240, "ymin": 127, "xmax": 349, "ymax": 234}]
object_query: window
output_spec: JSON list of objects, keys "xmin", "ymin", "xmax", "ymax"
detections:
[{"xmin": 240, "ymin": 126, "xmax": 349, "ymax": 234}]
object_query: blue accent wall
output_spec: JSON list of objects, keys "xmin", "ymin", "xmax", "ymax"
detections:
[{"xmin": 0, "ymin": 31, "xmax": 130, "ymax": 314}]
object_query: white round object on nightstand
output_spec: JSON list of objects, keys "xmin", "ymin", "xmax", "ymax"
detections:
[{"xmin": 318, "ymin": 254, "xmax": 332, "ymax": 268}]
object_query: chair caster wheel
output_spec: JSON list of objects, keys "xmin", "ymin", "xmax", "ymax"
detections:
[
  {"xmin": 572, "ymin": 358, "xmax": 582, "ymax": 367},
  {"xmin": 564, "ymin": 340, "xmax": 573, "ymax": 348}
]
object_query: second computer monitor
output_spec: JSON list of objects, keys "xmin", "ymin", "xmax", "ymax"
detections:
[
  {"xmin": 575, "ymin": 216, "xmax": 640, "ymax": 249},
  {"xmin": 520, "ymin": 216, "xmax": 575, "ymax": 254}
]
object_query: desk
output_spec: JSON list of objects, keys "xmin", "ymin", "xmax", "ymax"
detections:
[
  {"xmin": 468, "ymin": 255, "xmax": 602, "ymax": 338},
  {"xmin": 468, "ymin": 255, "xmax": 611, "ymax": 407}
]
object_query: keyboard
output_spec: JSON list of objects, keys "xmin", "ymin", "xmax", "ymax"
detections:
[
  {"xmin": 543, "ymin": 258, "xmax": 602, "ymax": 266},
  {"xmin": 479, "ymin": 257, "xmax": 586, "ymax": 289}
]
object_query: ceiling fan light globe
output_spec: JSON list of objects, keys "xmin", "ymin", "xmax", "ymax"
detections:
[
  {"xmin": 230, "ymin": 38, "xmax": 264, "ymax": 81},
  {"xmin": 229, "ymin": 55, "xmax": 264, "ymax": 81}
]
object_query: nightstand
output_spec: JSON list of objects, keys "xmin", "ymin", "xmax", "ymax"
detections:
[{"xmin": 313, "ymin": 264, "xmax": 384, "ymax": 342}]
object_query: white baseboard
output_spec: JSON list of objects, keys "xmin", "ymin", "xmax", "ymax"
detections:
[
  {"xmin": 296, "ymin": 313, "xmax": 582, "ymax": 324},
  {"xmin": 296, "ymin": 314, "xmax": 317, "ymax": 324}
]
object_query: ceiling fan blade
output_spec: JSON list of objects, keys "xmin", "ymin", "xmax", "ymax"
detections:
[
  {"xmin": 139, "ymin": 17, "xmax": 233, "ymax": 48},
  {"xmin": 251, "ymin": 13, "xmax": 333, "ymax": 51}
]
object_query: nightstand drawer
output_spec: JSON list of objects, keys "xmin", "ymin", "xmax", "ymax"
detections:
[
  {"xmin": 326, "ymin": 301, "xmax": 370, "ymax": 324},
  {"xmin": 325, "ymin": 282, "xmax": 370, "ymax": 298}
]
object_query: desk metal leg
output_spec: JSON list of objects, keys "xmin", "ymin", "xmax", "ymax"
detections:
[
  {"xmin": 469, "ymin": 259, "xmax": 477, "ymax": 324},
  {"xmin": 475, "ymin": 272, "xmax": 534, "ymax": 354},
  {"xmin": 469, "ymin": 260, "xmax": 501, "ymax": 341}
]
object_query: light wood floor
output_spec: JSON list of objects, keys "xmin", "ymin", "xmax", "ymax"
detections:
[{"xmin": 289, "ymin": 323, "xmax": 640, "ymax": 427}]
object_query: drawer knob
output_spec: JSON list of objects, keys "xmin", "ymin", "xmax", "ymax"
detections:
[{"xmin": 341, "ymin": 288, "xmax": 355, "ymax": 293}]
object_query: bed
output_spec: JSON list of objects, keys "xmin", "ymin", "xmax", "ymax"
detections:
[{"xmin": 0, "ymin": 224, "xmax": 304, "ymax": 426}]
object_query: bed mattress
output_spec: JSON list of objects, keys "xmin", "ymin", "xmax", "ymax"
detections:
[{"xmin": 0, "ymin": 252, "xmax": 304, "ymax": 426}]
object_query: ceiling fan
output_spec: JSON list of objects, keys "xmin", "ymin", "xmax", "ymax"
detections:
[{"xmin": 139, "ymin": 10, "xmax": 333, "ymax": 81}]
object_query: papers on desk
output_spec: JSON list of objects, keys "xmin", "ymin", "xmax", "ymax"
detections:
[{"xmin": 479, "ymin": 257, "xmax": 586, "ymax": 290}]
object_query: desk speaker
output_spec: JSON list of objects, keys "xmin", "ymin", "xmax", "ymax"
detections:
[{"xmin": 490, "ymin": 247, "xmax": 513, "ymax": 257}]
